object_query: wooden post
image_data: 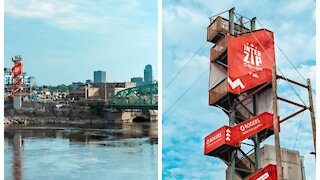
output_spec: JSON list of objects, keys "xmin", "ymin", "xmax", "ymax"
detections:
[
  {"xmin": 272, "ymin": 64, "xmax": 283, "ymax": 180},
  {"xmin": 307, "ymin": 78, "xmax": 316, "ymax": 158}
]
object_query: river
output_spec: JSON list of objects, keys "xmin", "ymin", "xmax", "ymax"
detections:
[{"xmin": 4, "ymin": 123, "xmax": 158, "ymax": 180}]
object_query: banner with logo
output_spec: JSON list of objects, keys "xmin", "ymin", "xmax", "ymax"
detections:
[
  {"xmin": 204, "ymin": 126, "xmax": 239, "ymax": 155},
  {"xmin": 233, "ymin": 112, "xmax": 275, "ymax": 142},
  {"xmin": 204, "ymin": 112, "xmax": 278, "ymax": 156},
  {"xmin": 227, "ymin": 29, "xmax": 275, "ymax": 94}
]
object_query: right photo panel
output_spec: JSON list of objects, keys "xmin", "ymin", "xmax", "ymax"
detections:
[{"xmin": 162, "ymin": 1, "xmax": 316, "ymax": 180}]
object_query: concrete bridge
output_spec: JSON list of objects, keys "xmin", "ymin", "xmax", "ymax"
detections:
[{"xmin": 104, "ymin": 109, "xmax": 158, "ymax": 139}]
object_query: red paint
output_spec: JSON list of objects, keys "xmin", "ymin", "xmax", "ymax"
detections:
[
  {"xmin": 12, "ymin": 87, "xmax": 23, "ymax": 95},
  {"xmin": 12, "ymin": 78, "xmax": 22, "ymax": 86},
  {"xmin": 12, "ymin": 63, "xmax": 23, "ymax": 78},
  {"xmin": 227, "ymin": 29, "xmax": 275, "ymax": 94}
]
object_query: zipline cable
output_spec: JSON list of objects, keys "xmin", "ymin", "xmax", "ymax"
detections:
[
  {"xmin": 236, "ymin": 11, "xmax": 316, "ymax": 95},
  {"xmin": 163, "ymin": 68, "xmax": 209, "ymax": 117},
  {"xmin": 163, "ymin": 41, "xmax": 208, "ymax": 91},
  {"xmin": 235, "ymin": 9, "xmax": 308, "ymax": 107},
  {"xmin": 256, "ymin": 19, "xmax": 316, "ymax": 95}
]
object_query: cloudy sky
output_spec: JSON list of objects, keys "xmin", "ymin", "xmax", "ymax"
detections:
[
  {"xmin": 4, "ymin": 0, "xmax": 158, "ymax": 85},
  {"xmin": 162, "ymin": 0, "xmax": 316, "ymax": 179}
]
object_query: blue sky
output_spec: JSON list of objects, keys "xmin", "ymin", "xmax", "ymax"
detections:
[
  {"xmin": 162, "ymin": 0, "xmax": 316, "ymax": 179},
  {"xmin": 4, "ymin": 0, "xmax": 158, "ymax": 86}
]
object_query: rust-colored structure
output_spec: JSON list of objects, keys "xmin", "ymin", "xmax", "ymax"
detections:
[{"xmin": 204, "ymin": 8, "xmax": 315, "ymax": 180}]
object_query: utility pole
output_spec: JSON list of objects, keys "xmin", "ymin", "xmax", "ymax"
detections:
[
  {"xmin": 272, "ymin": 65, "xmax": 283, "ymax": 180},
  {"xmin": 307, "ymin": 78, "xmax": 316, "ymax": 158}
]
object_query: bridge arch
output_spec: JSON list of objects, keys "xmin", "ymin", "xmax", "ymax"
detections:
[{"xmin": 132, "ymin": 116, "xmax": 150, "ymax": 123}]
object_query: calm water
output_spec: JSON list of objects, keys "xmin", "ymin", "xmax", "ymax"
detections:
[{"xmin": 4, "ymin": 124, "xmax": 158, "ymax": 180}]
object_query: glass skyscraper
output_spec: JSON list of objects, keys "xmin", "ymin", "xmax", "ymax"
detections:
[
  {"xmin": 94, "ymin": 71, "xmax": 106, "ymax": 83},
  {"xmin": 144, "ymin": 64, "xmax": 152, "ymax": 84}
]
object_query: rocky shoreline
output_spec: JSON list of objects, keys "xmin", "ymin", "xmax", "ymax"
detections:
[
  {"xmin": 4, "ymin": 116, "xmax": 29, "ymax": 125},
  {"xmin": 4, "ymin": 103, "xmax": 111, "ymax": 125}
]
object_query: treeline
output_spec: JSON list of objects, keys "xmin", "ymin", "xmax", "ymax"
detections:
[{"xmin": 34, "ymin": 84, "xmax": 73, "ymax": 92}]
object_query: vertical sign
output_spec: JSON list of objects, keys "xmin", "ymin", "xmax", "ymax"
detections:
[{"xmin": 227, "ymin": 29, "xmax": 275, "ymax": 94}]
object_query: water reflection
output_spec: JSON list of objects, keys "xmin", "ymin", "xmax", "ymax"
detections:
[
  {"xmin": 5, "ymin": 123, "xmax": 158, "ymax": 180},
  {"xmin": 7, "ymin": 133, "xmax": 24, "ymax": 180}
]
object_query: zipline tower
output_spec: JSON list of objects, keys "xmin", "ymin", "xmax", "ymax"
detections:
[
  {"xmin": 11, "ymin": 55, "xmax": 23, "ymax": 109},
  {"xmin": 204, "ymin": 8, "xmax": 315, "ymax": 180}
]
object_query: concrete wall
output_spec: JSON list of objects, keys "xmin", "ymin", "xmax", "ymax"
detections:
[{"xmin": 226, "ymin": 144, "xmax": 305, "ymax": 180}]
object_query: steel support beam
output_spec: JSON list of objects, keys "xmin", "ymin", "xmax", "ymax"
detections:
[
  {"xmin": 229, "ymin": 8, "xmax": 235, "ymax": 35},
  {"xmin": 250, "ymin": 17, "xmax": 256, "ymax": 31},
  {"xmin": 277, "ymin": 75, "xmax": 308, "ymax": 89},
  {"xmin": 280, "ymin": 107, "xmax": 307, "ymax": 124},
  {"xmin": 253, "ymin": 94, "xmax": 260, "ymax": 171},
  {"xmin": 277, "ymin": 96, "xmax": 307, "ymax": 109},
  {"xmin": 228, "ymin": 104, "xmax": 236, "ymax": 180},
  {"xmin": 234, "ymin": 83, "xmax": 269, "ymax": 106}
]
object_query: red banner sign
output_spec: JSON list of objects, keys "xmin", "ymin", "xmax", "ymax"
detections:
[
  {"xmin": 246, "ymin": 164, "xmax": 277, "ymax": 180},
  {"xmin": 204, "ymin": 126, "xmax": 238, "ymax": 155},
  {"xmin": 12, "ymin": 63, "xmax": 22, "ymax": 78},
  {"xmin": 227, "ymin": 29, "xmax": 275, "ymax": 94},
  {"xmin": 204, "ymin": 112, "xmax": 278, "ymax": 156},
  {"xmin": 233, "ymin": 112, "xmax": 274, "ymax": 142}
]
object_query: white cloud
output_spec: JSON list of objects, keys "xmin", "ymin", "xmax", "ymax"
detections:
[
  {"xmin": 5, "ymin": 0, "xmax": 102, "ymax": 30},
  {"xmin": 4, "ymin": 0, "xmax": 150, "ymax": 31}
]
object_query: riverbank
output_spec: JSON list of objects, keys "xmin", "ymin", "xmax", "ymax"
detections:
[{"xmin": 4, "ymin": 101, "xmax": 114, "ymax": 125}]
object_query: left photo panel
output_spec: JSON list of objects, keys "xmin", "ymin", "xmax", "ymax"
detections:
[{"xmin": 4, "ymin": 0, "xmax": 158, "ymax": 179}]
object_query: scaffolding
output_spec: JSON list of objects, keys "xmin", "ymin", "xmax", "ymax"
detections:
[{"xmin": 204, "ymin": 8, "xmax": 315, "ymax": 180}]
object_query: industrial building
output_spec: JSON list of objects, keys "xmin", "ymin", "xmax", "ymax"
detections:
[
  {"xmin": 226, "ymin": 145, "xmax": 306, "ymax": 180},
  {"xmin": 68, "ymin": 82, "xmax": 136, "ymax": 101}
]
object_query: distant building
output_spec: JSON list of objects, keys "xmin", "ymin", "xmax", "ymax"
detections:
[
  {"xmin": 85, "ymin": 79, "xmax": 92, "ymax": 84},
  {"xmin": 68, "ymin": 82, "xmax": 136, "ymax": 101},
  {"xmin": 94, "ymin": 71, "xmax": 106, "ymax": 83},
  {"xmin": 70, "ymin": 82, "xmax": 84, "ymax": 90},
  {"xmin": 144, "ymin": 64, "xmax": 152, "ymax": 84},
  {"xmin": 131, "ymin": 77, "xmax": 143, "ymax": 86}
]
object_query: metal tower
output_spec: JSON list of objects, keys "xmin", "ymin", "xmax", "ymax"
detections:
[{"xmin": 204, "ymin": 8, "xmax": 315, "ymax": 180}]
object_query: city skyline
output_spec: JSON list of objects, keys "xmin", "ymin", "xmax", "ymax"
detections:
[
  {"xmin": 4, "ymin": 0, "xmax": 158, "ymax": 86},
  {"xmin": 3, "ymin": 64, "xmax": 157, "ymax": 87}
]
